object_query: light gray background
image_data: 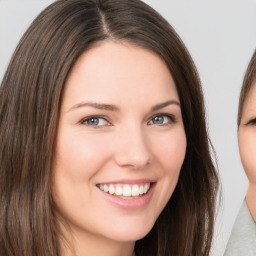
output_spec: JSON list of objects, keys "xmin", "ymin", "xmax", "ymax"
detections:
[{"xmin": 1, "ymin": 1, "xmax": 256, "ymax": 255}]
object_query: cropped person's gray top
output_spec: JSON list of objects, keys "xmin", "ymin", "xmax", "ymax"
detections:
[{"xmin": 224, "ymin": 199, "xmax": 256, "ymax": 256}]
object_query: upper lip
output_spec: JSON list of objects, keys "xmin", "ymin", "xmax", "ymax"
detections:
[{"xmin": 96, "ymin": 179, "xmax": 156, "ymax": 185}]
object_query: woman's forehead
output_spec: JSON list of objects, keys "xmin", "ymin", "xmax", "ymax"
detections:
[{"xmin": 61, "ymin": 40, "xmax": 179, "ymax": 111}]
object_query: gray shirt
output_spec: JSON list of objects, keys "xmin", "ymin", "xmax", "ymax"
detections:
[{"xmin": 224, "ymin": 199, "xmax": 256, "ymax": 256}]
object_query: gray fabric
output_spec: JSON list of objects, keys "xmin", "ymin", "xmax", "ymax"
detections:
[{"xmin": 224, "ymin": 199, "xmax": 256, "ymax": 256}]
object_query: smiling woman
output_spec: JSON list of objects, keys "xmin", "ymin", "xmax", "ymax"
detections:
[
  {"xmin": 53, "ymin": 41, "xmax": 186, "ymax": 249},
  {"xmin": 0, "ymin": 0, "xmax": 219, "ymax": 256}
]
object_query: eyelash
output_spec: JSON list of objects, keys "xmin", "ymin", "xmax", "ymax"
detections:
[
  {"xmin": 148, "ymin": 114, "xmax": 176, "ymax": 126},
  {"xmin": 246, "ymin": 118, "xmax": 256, "ymax": 126},
  {"xmin": 80, "ymin": 114, "xmax": 176, "ymax": 128},
  {"xmin": 80, "ymin": 116, "xmax": 111, "ymax": 128}
]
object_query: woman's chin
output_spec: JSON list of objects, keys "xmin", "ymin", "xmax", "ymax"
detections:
[{"xmin": 103, "ymin": 223, "xmax": 154, "ymax": 243}]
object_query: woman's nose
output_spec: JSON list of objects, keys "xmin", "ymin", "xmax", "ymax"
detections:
[{"xmin": 113, "ymin": 125, "xmax": 151, "ymax": 170}]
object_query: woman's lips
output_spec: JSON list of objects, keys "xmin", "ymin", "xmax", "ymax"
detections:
[{"xmin": 96, "ymin": 181, "xmax": 156, "ymax": 210}]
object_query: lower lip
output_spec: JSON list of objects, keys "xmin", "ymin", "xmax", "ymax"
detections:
[{"xmin": 97, "ymin": 183, "xmax": 155, "ymax": 210}]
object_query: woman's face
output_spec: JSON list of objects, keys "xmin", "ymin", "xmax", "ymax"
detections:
[
  {"xmin": 53, "ymin": 41, "xmax": 186, "ymax": 245},
  {"xmin": 238, "ymin": 83, "xmax": 256, "ymax": 184}
]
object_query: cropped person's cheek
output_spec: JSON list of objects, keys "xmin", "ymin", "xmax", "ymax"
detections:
[
  {"xmin": 239, "ymin": 122, "xmax": 256, "ymax": 221},
  {"xmin": 238, "ymin": 84, "xmax": 256, "ymax": 185},
  {"xmin": 238, "ymin": 128, "xmax": 256, "ymax": 184}
]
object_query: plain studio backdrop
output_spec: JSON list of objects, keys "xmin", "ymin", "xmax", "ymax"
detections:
[{"xmin": 0, "ymin": 1, "xmax": 256, "ymax": 255}]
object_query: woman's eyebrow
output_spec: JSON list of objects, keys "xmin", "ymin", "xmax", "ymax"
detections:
[
  {"xmin": 151, "ymin": 100, "xmax": 180, "ymax": 112},
  {"xmin": 68, "ymin": 102, "xmax": 120, "ymax": 112},
  {"xmin": 68, "ymin": 100, "xmax": 180, "ymax": 113}
]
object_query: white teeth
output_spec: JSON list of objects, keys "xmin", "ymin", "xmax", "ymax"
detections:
[
  {"xmin": 139, "ymin": 185, "xmax": 144, "ymax": 195},
  {"xmin": 132, "ymin": 185, "xmax": 140, "ymax": 196},
  {"xmin": 143, "ymin": 183, "xmax": 150, "ymax": 194},
  {"xmin": 123, "ymin": 185, "xmax": 132, "ymax": 196},
  {"xmin": 103, "ymin": 185, "xmax": 109, "ymax": 193},
  {"xmin": 115, "ymin": 186, "xmax": 123, "ymax": 196},
  {"xmin": 109, "ymin": 185, "xmax": 115, "ymax": 194},
  {"xmin": 98, "ymin": 183, "xmax": 151, "ymax": 197}
]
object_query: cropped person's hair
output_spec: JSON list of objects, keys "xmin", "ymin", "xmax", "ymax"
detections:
[
  {"xmin": 0, "ymin": 0, "xmax": 219, "ymax": 255},
  {"xmin": 238, "ymin": 49, "xmax": 256, "ymax": 125}
]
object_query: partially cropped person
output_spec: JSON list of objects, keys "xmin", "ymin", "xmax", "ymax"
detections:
[{"xmin": 224, "ymin": 50, "xmax": 256, "ymax": 255}]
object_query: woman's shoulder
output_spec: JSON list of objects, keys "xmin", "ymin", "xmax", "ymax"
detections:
[{"xmin": 224, "ymin": 199, "xmax": 256, "ymax": 256}]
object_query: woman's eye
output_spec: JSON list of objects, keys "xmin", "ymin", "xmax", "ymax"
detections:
[
  {"xmin": 246, "ymin": 118, "xmax": 256, "ymax": 126},
  {"xmin": 148, "ymin": 114, "xmax": 176, "ymax": 125},
  {"xmin": 80, "ymin": 116, "xmax": 109, "ymax": 127}
]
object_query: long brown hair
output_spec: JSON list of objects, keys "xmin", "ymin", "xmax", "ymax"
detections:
[
  {"xmin": 237, "ymin": 49, "xmax": 256, "ymax": 125},
  {"xmin": 0, "ymin": 0, "xmax": 219, "ymax": 255}
]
